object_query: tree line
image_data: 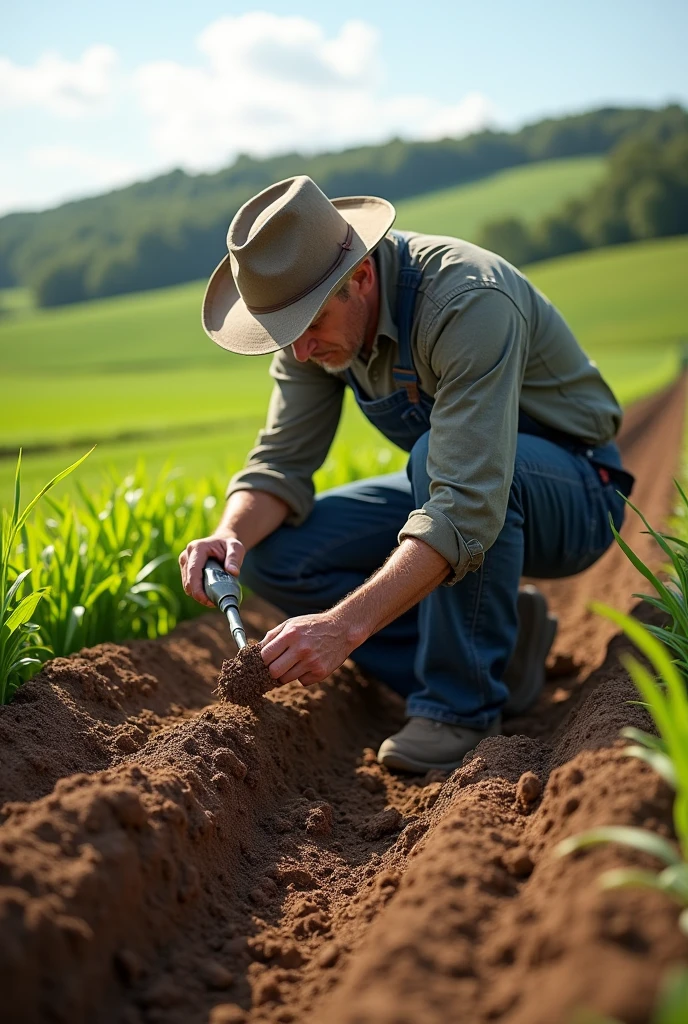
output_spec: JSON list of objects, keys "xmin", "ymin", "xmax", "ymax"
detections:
[
  {"xmin": 479, "ymin": 117, "xmax": 688, "ymax": 267},
  {"xmin": 0, "ymin": 104, "xmax": 685, "ymax": 307}
]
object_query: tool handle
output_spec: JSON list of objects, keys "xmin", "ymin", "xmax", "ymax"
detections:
[
  {"xmin": 203, "ymin": 558, "xmax": 247, "ymax": 650},
  {"xmin": 203, "ymin": 557, "xmax": 242, "ymax": 607}
]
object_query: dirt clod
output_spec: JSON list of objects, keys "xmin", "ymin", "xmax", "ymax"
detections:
[
  {"xmin": 202, "ymin": 961, "xmax": 235, "ymax": 990},
  {"xmin": 209, "ymin": 1005, "xmax": 246, "ymax": 1024},
  {"xmin": 316, "ymin": 943, "xmax": 341, "ymax": 969},
  {"xmin": 503, "ymin": 846, "xmax": 535, "ymax": 878},
  {"xmin": 516, "ymin": 770, "xmax": 542, "ymax": 809},
  {"xmin": 362, "ymin": 807, "xmax": 403, "ymax": 839},
  {"xmin": 217, "ymin": 643, "xmax": 275, "ymax": 706}
]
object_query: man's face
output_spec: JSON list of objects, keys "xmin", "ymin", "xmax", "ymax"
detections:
[{"xmin": 290, "ymin": 260, "xmax": 375, "ymax": 373}]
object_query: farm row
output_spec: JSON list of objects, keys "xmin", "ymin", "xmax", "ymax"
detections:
[{"xmin": 0, "ymin": 375, "xmax": 686, "ymax": 1023}]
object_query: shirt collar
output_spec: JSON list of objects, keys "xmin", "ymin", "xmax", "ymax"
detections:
[
  {"xmin": 373, "ymin": 235, "xmax": 399, "ymax": 346},
  {"xmin": 353, "ymin": 235, "xmax": 398, "ymax": 367}
]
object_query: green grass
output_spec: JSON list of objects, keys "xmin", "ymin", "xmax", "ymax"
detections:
[
  {"xmin": 1, "ymin": 234, "xmax": 686, "ymax": 506},
  {"xmin": 395, "ymin": 156, "xmax": 605, "ymax": 240},
  {"xmin": 0, "ymin": 287, "xmax": 34, "ymax": 319}
]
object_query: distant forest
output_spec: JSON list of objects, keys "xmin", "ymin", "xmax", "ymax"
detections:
[
  {"xmin": 479, "ymin": 112, "xmax": 688, "ymax": 267},
  {"xmin": 0, "ymin": 104, "xmax": 685, "ymax": 307}
]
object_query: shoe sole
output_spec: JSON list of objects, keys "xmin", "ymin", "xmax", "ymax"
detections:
[
  {"xmin": 377, "ymin": 750, "xmax": 466, "ymax": 774},
  {"xmin": 378, "ymin": 719, "xmax": 502, "ymax": 774},
  {"xmin": 503, "ymin": 586, "xmax": 558, "ymax": 717}
]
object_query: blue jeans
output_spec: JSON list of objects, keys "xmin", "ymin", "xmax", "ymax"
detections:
[{"xmin": 241, "ymin": 432, "xmax": 626, "ymax": 728}]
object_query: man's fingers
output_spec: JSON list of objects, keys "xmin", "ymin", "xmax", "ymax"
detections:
[
  {"xmin": 266, "ymin": 645, "xmax": 304, "ymax": 681},
  {"xmin": 298, "ymin": 671, "xmax": 321, "ymax": 687},
  {"xmin": 223, "ymin": 539, "xmax": 244, "ymax": 577},
  {"xmin": 261, "ymin": 628, "xmax": 295, "ymax": 673}
]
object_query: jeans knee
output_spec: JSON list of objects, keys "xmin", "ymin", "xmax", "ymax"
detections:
[{"xmin": 239, "ymin": 544, "xmax": 268, "ymax": 595}]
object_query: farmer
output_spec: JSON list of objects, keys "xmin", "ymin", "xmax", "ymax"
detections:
[{"xmin": 179, "ymin": 175, "xmax": 633, "ymax": 772}]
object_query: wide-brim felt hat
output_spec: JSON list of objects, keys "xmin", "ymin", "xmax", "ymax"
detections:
[{"xmin": 201, "ymin": 175, "xmax": 396, "ymax": 356}]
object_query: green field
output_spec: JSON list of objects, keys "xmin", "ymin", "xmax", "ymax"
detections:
[
  {"xmin": 1, "ymin": 234, "xmax": 687, "ymax": 506},
  {"xmin": 395, "ymin": 156, "xmax": 605, "ymax": 239}
]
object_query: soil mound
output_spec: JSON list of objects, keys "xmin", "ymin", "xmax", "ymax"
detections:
[
  {"xmin": 0, "ymin": 377, "xmax": 686, "ymax": 1024},
  {"xmin": 217, "ymin": 643, "xmax": 276, "ymax": 706}
]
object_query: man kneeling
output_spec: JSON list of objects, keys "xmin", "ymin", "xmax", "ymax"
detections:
[{"xmin": 179, "ymin": 175, "xmax": 633, "ymax": 772}]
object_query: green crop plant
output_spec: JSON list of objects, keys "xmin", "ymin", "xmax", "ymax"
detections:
[
  {"xmin": 607, "ymin": 484, "xmax": 688, "ymax": 674},
  {"xmin": 558, "ymin": 606, "xmax": 688, "ymax": 933},
  {"xmin": 557, "ymin": 488, "xmax": 688, "ymax": 1024},
  {"xmin": 17, "ymin": 462, "xmax": 224, "ymax": 657},
  {"xmin": 1, "ymin": 449, "xmax": 90, "ymax": 703},
  {"xmin": 556, "ymin": 483, "xmax": 688, "ymax": 935}
]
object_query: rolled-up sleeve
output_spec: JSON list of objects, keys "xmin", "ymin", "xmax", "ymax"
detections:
[
  {"xmin": 398, "ymin": 288, "xmax": 527, "ymax": 582},
  {"xmin": 227, "ymin": 348, "xmax": 345, "ymax": 525}
]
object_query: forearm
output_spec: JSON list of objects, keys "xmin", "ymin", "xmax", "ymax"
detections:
[
  {"xmin": 215, "ymin": 488, "xmax": 290, "ymax": 551},
  {"xmin": 336, "ymin": 538, "xmax": 450, "ymax": 646},
  {"xmin": 259, "ymin": 538, "xmax": 450, "ymax": 686}
]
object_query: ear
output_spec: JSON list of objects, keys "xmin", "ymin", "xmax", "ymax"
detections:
[{"xmin": 350, "ymin": 257, "xmax": 376, "ymax": 296}]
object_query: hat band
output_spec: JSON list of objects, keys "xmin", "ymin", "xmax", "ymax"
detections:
[{"xmin": 244, "ymin": 225, "xmax": 354, "ymax": 315}]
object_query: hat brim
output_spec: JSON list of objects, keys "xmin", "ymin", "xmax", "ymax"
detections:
[{"xmin": 201, "ymin": 196, "xmax": 396, "ymax": 356}]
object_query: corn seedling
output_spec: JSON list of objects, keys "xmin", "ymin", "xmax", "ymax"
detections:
[
  {"xmin": 7, "ymin": 445, "xmax": 403, "ymax": 682},
  {"xmin": 1, "ymin": 449, "xmax": 91, "ymax": 703},
  {"xmin": 608, "ymin": 484, "xmax": 688, "ymax": 674},
  {"xmin": 16, "ymin": 461, "xmax": 224, "ymax": 657},
  {"xmin": 557, "ymin": 607, "xmax": 688, "ymax": 935}
]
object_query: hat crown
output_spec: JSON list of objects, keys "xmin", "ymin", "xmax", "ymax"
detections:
[{"xmin": 228, "ymin": 176, "xmax": 354, "ymax": 312}]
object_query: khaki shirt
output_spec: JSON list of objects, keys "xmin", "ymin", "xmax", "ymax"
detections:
[{"xmin": 228, "ymin": 232, "xmax": 622, "ymax": 581}]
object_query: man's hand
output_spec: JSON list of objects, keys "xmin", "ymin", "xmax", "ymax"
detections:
[
  {"xmin": 179, "ymin": 535, "xmax": 246, "ymax": 607},
  {"xmin": 261, "ymin": 611, "xmax": 364, "ymax": 687},
  {"xmin": 261, "ymin": 538, "xmax": 449, "ymax": 687},
  {"xmin": 178, "ymin": 490, "xmax": 290, "ymax": 608}
]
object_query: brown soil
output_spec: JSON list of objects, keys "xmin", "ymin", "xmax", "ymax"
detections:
[
  {"xmin": 1, "ymin": 377, "xmax": 687, "ymax": 1024},
  {"xmin": 217, "ymin": 643, "xmax": 275, "ymax": 707}
]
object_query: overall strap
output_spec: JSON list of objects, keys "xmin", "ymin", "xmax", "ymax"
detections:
[{"xmin": 390, "ymin": 230, "xmax": 423, "ymax": 405}]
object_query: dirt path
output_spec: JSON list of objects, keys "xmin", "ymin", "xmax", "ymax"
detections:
[{"xmin": 0, "ymin": 378, "xmax": 686, "ymax": 1024}]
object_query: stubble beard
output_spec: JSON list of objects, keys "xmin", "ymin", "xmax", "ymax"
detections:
[
  {"xmin": 313, "ymin": 302, "xmax": 368, "ymax": 374},
  {"xmin": 317, "ymin": 342, "xmax": 363, "ymax": 375}
]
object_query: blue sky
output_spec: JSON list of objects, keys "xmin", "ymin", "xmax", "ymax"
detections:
[{"xmin": 2, "ymin": 0, "xmax": 687, "ymax": 215}]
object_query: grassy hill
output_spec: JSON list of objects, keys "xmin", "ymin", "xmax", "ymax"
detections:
[
  {"xmin": 395, "ymin": 156, "xmax": 605, "ymax": 239},
  {"xmin": 3, "ymin": 105, "xmax": 683, "ymax": 309},
  {"xmin": 1, "ymin": 235, "xmax": 686, "ymax": 505}
]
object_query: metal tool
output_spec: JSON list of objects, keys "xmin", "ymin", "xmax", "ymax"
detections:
[{"xmin": 203, "ymin": 557, "xmax": 247, "ymax": 650}]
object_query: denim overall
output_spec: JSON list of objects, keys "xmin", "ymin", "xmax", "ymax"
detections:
[
  {"xmin": 343, "ymin": 232, "xmax": 433, "ymax": 451},
  {"xmin": 242, "ymin": 232, "xmax": 631, "ymax": 728}
]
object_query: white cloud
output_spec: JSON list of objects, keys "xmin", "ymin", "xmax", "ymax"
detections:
[
  {"xmin": 133, "ymin": 13, "xmax": 497, "ymax": 170},
  {"xmin": 29, "ymin": 144, "xmax": 138, "ymax": 188},
  {"xmin": 0, "ymin": 15, "xmax": 499, "ymax": 214},
  {"xmin": 0, "ymin": 45, "xmax": 118, "ymax": 117}
]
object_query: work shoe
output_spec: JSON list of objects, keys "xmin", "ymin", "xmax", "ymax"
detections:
[
  {"xmin": 377, "ymin": 716, "xmax": 501, "ymax": 773},
  {"xmin": 503, "ymin": 585, "xmax": 558, "ymax": 717}
]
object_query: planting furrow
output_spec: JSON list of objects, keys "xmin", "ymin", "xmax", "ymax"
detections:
[
  {"xmin": 0, "ymin": 374, "xmax": 686, "ymax": 1024},
  {"xmin": 0, "ymin": 651, "xmax": 418, "ymax": 1024},
  {"xmin": 321, "ymin": 622, "xmax": 688, "ymax": 1024}
]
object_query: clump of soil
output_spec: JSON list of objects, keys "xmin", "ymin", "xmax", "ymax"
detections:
[
  {"xmin": 216, "ymin": 642, "xmax": 276, "ymax": 706},
  {"xmin": 516, "ymin": 770, "xmax": 542, "ymax": 810}
]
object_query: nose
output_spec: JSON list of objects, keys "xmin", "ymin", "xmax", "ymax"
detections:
[{"xmin": 291, "ymin": 334, "xmax": 317, "ymax": 362}]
